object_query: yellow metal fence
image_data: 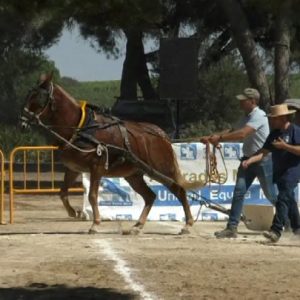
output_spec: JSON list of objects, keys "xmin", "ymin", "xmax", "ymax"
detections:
[{"xmin": 9, "ymin": 146, "xmax": 84, "ymax": 224}]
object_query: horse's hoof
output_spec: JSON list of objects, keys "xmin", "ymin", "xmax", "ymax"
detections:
[
  {"xmin": 131, "ymin": 227, "xmax": 141, "ymax": 235},
  {"xmin": 67, "ymin": 210, "xmax": 77, "ymax": 218},
  {"xmin": 76, "ymin": 210, "xmax": 82, "ymax": 219},
  {"xmin": 88, "ymin": 224, "xmax": 100, "ymax": 234},
  {"xmin": 121, "ymin": 227, "xmax": 141, "ymax": 235},
  {"xmin": 121, "ymin": 229, "xmax": 132, "ymax": 235},
  {"xmin": 80, "ymin": 210, "xmax": 90, "ymax": 221},
  {"xmin": 180, "ymin": 227, "xmax": 191, "ymax": 235}
]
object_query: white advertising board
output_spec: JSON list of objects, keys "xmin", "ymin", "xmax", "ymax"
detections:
[{"xmin": 81, "ymin": 143, "xmax": 277, "ymax": 221}]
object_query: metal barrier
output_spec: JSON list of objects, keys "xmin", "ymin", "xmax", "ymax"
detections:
[
  {"xmin": 9, "ymin": 146, "xmax": 84, "ymax": 224},
  {"xmin": 0, "ymin": 149, "xmax": 5, "ymax": 224}
]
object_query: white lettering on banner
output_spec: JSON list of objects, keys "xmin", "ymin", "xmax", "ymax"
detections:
[
  {"xmin": 157, "ymin": 190, "xmax": 177, "ymax": 202},
  {"xmin": 210, "ymin": 189, "xmax": 251, "ymax": 201},
  {"xmin": 82, "ymin": 143, "xmax": 267, "ymax": 221},
  {"xmin": 210, "ymin": 190, "xmax": 233, "ymax": 201}
]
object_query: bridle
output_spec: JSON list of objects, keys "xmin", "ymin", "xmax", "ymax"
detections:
[
  {"xmin": 20, "ymin": 81, "xmax": 106, "ymax": 156},
  {"xmin": 21, "ymin": 82, "xmax": 55, "ymax": 127}
]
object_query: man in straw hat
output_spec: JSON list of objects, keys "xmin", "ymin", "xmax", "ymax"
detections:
[
  {"xmin": 242, "ymin": 103, "xmax": 300, "ymax": 242},
  {"xmin": 200, "ymin": 88, "xmax": 277, "ymax": 238}
]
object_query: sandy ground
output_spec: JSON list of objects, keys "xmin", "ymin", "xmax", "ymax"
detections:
[{"xmin": 1, "ymin": 195, "xmax": 300, "ymax": 300}]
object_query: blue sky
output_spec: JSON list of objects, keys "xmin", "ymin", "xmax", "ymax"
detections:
[{"xmin": 45, "ymin": 27, "xmax": 125, "ymax": 82}]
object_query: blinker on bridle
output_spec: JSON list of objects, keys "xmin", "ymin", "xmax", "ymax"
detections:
[{"xmin": 22, "ymin": 81, "xmax": 55, "ymax": 125}]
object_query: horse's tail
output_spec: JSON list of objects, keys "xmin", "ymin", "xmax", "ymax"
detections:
[
  {"xmin": 176, "ymin": 174, "xmax": 205, "ymax": 190},
  {"xmin": 171, "ymin": 147, "xmax": 206, "ymax": 190},
  {"xmin": 177, "ymin": 177, "xmax": 205, "ymax": 190}
]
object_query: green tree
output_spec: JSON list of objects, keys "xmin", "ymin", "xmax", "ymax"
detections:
[
  {"xmin": 68, "ymin": 0, "xmax": 161, "ymax": 100},
  {"xmin": 0, "ymin": 1, "xmax": 65, "ymax": 124}
]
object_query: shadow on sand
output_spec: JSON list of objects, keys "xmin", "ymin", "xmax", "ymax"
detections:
[{"xmin": 0, "ymin": 283, "xmax": 137, "ymax": 300}]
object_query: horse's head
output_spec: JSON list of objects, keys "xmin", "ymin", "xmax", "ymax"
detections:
[{"xmin": 20, "ymin": 73, "xmax": 56, "ymax": 129}]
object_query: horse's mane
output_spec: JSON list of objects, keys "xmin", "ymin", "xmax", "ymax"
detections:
[{"xmin": 55, "ymin": 84, "xmax": 79, "ymax": 106}]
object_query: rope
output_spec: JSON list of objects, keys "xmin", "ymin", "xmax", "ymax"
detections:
[{"xmin": 205, "ymin": 143, "xmax": 228, "ymax": 185}]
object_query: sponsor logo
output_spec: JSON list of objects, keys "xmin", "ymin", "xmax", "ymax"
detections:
[
  {"xmin": 116, "ymin": 214, "xmax": 132, "ymax": 220},
  {"xmin": 159, "ymin": 213, "xmax": 177, "ymax": 221},
  {"xmin": 99, "ymin": 178, "xmax": 133, "ymax": 206},
  {"xmin": 180, "ymin": 144, "xmax": 197, "ymax": 160},
  {"xmin": 223, "ymin": 143, "xmax": 240, "ymax": 160},
  {"xmin": 201, "ymin": 212, "xmax": 219, "ymax": 221}
]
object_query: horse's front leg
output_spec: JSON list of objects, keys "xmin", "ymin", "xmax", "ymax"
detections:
[
  {"xmin": 88, "ymin": 173, "xmax": 101, "ymax": 234},
  {"xmin": 59, "ymin": 169, "xmax": 80, "ymax": 218}
]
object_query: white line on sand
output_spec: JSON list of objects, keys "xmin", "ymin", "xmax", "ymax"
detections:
[{"xmin": 94, "ymin": 239, "xmax": 157, "ymax": 300}]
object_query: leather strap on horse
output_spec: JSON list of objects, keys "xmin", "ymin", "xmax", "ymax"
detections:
[
  {"xmin": 118, "ymin": 123, "xmax": 131, "ymax": 151},
  {"xmin": 73, "ymin": 131, "xmax": 177, "ymax": 187}
]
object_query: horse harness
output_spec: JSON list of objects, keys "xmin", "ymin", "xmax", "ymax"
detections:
[
  {"xmin": 23, "ymin": 84, "xmax": 174, "ymax": 185},
  {"xmin": 69, "ymin": 102, "xmax": 133, "ymax": 169},
  {"xmin": 22, "ymin": 83, "xmax": 227, "ymax": 191}
]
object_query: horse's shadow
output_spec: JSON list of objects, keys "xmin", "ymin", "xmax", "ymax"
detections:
[
  {"xmin": 0, "ymin": 230, "xmax": 182, "ymax": 236},
  {"xmin": 0, "ymin": 284, "xmax": 136, "ymax": 300}
]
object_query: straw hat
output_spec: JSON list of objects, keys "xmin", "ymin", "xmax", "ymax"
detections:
[{"xmin": 267, "ymin": 104, "xmax": 296, "ymax": 117}]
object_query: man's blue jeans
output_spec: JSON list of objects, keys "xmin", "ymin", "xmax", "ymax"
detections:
[
  {"xmin": 271, "ymin": 179, "xmax": 300, "ymax": 235},
  {"xmin": 228, "ymin": 157, "xmax": 277, "ymax": 228}
]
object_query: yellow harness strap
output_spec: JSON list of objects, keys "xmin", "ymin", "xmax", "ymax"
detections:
[{"xmin": 78, "ymin": 100, "xmax": 87, "ymax": 128}]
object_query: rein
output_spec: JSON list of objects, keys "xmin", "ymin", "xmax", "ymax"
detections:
[
  {"xmin": 24, "ymin": 109, "xmax": 99, "ymax": 153},
  {"xmin": 171, "ymin": 138, "xmax": 227, "ymax": 186},
  {"xmin": 23, "ymin": 94, "xmax": 127, "ymax": 170},
  {"xmin": 204, "ymin": 143, "xmax": 227, "ymax": 185}
]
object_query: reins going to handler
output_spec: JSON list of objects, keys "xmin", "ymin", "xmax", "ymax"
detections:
[
  {"xmin": 204, "ymin": 143, "xmax": 227, "ymax": 186},
  {"xmin": 172, "ymin": 138, "xmax": 229, "ymax": 221},
  {"xmin": 172, "ymin": 138, "xmax": 228, "ymax": 186},
  {"xmin": 196, "ymin": 143, "xmax": 228, "ymax": 221}
]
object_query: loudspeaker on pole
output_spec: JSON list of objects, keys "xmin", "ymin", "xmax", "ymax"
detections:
[{"xmin": 159, "ymin": 38, "xmax": 199, "ymax": 100}]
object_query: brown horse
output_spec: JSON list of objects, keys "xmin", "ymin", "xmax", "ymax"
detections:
[{"xmin": 21, "ymin": 73, "xmax": 204, "ymax": 234}]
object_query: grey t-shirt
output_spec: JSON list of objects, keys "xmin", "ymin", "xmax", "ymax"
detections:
[{"xmin": 239, "ymin": 107, "xmax": 270, "ymax": 157}]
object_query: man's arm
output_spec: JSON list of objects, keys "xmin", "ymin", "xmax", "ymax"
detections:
[
  {"xmin": 199, "ymin": 129, "xmax": 231, "ymax": 144},
  {"xmin": 209, "ymin": 125, "xmax": 255, "ymax": 145},
  {"xmin": 241, "ymin": 148, "xmax": 270, "ymax": 169},
  {"xmin": 273, "ymin": 137, "xmax": 300, "ymax": 155}
]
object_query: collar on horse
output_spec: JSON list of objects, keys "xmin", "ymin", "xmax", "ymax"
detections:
[{"xmin": 78, "ymin": 100, "xmax": 87, "ymax": 129}]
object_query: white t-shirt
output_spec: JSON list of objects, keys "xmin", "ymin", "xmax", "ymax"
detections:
[{"xmin": 239, "ymin": 106, "xmax": 270, "ymax": 157}]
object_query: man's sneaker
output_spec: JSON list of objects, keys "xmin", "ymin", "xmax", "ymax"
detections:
[
  {"xmin": 293, "ymin": 228, "xmax": 300, "ymax": 236},
  {"xmin": 263, "ymin": 230, "xmax": 280, "ymax": 243},
  {"xmin": 214, "ymin": 227, "xmax": 237, "ymax": 239}
]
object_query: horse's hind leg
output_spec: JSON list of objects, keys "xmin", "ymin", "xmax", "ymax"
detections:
[
  {"xmin": 125, "ymin": 174, "xmax": 156, "ymax": 235},
  {"xmin": 59, "ymin": 168, "xmax": 80, "ymax": 218},
  {"xmin": 168, "ymin": 184, "xmax": 194, "ymax": 234}
]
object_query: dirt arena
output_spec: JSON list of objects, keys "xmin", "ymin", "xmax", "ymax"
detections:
[{"xmin": 1, "ymin": 195, "xmax": 300, "ymax": 300}]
